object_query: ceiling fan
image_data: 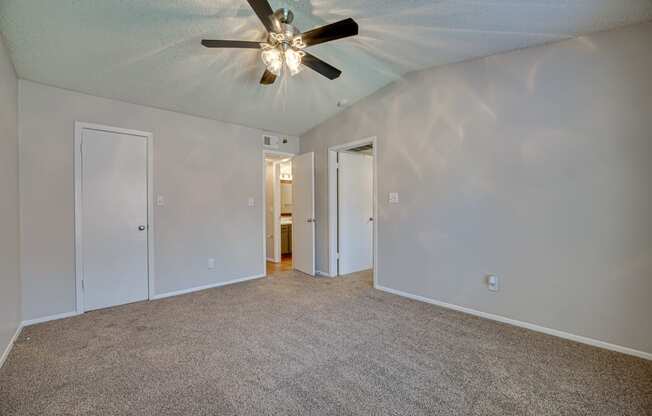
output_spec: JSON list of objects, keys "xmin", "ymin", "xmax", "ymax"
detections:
[{"xmin": 201, "ymin": 0, "xmax": 359, "ymax": 85}]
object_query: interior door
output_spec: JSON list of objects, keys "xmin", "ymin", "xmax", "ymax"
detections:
[
  {"xmin": 292, "ymin": 152, "xmax": 315, "ymax": 276},
  {"xmin": 339, "ymin": 152, "xmax": 373, "ymax": 275},
  {"xmin": 81, "ymin": 128, "xmax": 149, "ymax": 311},
  {"xmin": 265, "ymin": 161, "xmax": 275, "ymax": 261}
]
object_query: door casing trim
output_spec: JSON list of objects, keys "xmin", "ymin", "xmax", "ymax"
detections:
[
  {"xmin": 74, "ymin": 122, "xmax": 155, "ymax": 313},
  {"xmin": 327, "ymin": 137, "xmax": 378, "ymax": 288},
  {"xmin": 262, "ymin": 150, "xmax": 295, "ymax": 274}
]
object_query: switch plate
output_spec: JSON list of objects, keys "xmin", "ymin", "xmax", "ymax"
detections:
[
  {"xmin": 156, "ymin": 195, "xmax": 165, "ymax": 207},
  {"xmin": 208, "ymin": 258, "xmax": 216, "ymax": 270},
  {"xmin": 389, "ymin": 192, "xmax": 399, "ymax": 204},
  {"xmin": 487, "ymin": 274, "xmax": 499, "ymax": 292},
  {"xmin": 248, "ymin": 197, "xmax": 255, "ymax": 207}
]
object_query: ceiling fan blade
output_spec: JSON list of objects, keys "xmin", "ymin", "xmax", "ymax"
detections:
[
  {"xmin": 260, "ymin": 69, "xmax": 277, "ymax": 85},
  {"xmin": 301, "ymin": 52, "xmax": 342, "ymax": 80},
  {"xmin": 246, "ymin": 0, "xmax": 275, "ymax": 32},
  {"xmin": 300, "ymin": 18, "xmax": 359, "ymax": 47},
  {"xmin": 202, "ymin": 40, "xmax": 261, "ymax": 49}
]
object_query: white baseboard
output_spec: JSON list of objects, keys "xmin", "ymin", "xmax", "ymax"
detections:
[
  {"xmin": 151, "ymin": 274, "xmax": 265, "ymax": 300},
  {"xmin": 1, "ymin": 324, "xmax": 23, "ymax": 369},
  {"xmin": 316, "ymin": 270, "xmax": 335, "ymax": 277},
  {"xmin": 18, "ymin": 276, "xmax": 267, "ymax": 328},
  {"xmin": 375, "ymin": 285, "xmax": 652, "ymax": 361},
  {"xmin": 22, "ymin": 310, "xmax": 80, "ymax": 327},
  {"xmin": 266, "ymin": 257, "xmax": 276, "ymax": 263}
]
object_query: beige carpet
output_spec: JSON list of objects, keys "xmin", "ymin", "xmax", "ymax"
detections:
[{"xmin": 1, "ymin": 270, "xmax": 650, "ymax": 415}]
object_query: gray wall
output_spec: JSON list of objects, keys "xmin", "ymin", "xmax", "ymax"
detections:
[
  {"xmin": 301, "ymin": 23, "xmax": 652, "ymax": 354},
  {"xmin": 0, "ymin": 33, "xmax": 21, "ymax": 359},
  {"xmin": 19, "ymin": 80, "xmax": 298, "ymax": 321}
]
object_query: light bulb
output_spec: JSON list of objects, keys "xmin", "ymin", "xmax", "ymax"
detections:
[
  {"xmin": 267, "ymin": 59, "xmax": 282, "ymax": 76},
  {"xmin": 285, "ymin": 49, "xmax": 304, "ymax": 76},
  {"xmin": 261, "ymin": 47, "xmax": 282, "ymax": 75},
  {"xmin": 260, "ymin": 45, "xmax": 279, "ymax": 66}
]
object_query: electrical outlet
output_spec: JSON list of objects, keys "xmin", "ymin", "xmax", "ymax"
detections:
[
  {"xmin": 248, "ymin": 197, "xmax": 255, "ymax": 207},
  {"xmin": 208, "ymin": 258, "xmax": 216, "ymax": 270},
  {"xmin": 389, "ymin": 192, "xmax": 399, "ymax": 204},
  {"xmin": 487, "ymin": 274, "xmax": 499, "ymax": 292}
]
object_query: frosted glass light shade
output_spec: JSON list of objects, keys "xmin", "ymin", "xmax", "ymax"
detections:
[
  {"xmin": 285, "ymin": 49, "xmax": 303, "ymax": 76},
  {"xmin": 261, "ymin": 47, "xmax": 283, "ymax": 75}
]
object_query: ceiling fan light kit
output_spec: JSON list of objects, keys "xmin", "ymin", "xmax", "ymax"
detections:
[{"xmin": 202, "ymin": 0, "xmax": 359, "ymax": 85}]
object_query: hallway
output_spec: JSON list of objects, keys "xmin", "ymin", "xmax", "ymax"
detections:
[{"xmin": 266, "ymin": 254, "xmax": 293, "ymax": 275}]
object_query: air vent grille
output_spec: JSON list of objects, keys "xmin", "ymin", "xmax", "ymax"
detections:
[
  {"xmin": 263, "ymin": 135, "xmax": 279, "ymax": 149},
  {"xmin": 348, "ymin": 144, "xmax": 373, "ymax": 153}
]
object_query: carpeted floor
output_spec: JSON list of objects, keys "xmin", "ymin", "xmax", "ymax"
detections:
[{"xmin": 1, "ymin": 270, "xmax": 650, "ymax": 415}]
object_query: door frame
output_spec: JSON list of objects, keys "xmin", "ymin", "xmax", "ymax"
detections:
[
  {"xmin": 327, "ymin": 137, "xmax": 378, "ymax": 286},
  {"xmin": 74, "ymin": 122, "xmax": 155, "ymax": 314},
  {"xmin": 262, "ymin": 150, "xmax": 295, "ymax": 274}
]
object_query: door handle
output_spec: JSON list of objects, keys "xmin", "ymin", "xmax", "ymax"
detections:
[
  {"xmin": 138, "ymin": 225, "xmax": 146, "ymax": 231},
  {"xmin": 307, "ymin": 218, "xmax": 316, "ymax": 223},
  {"xmin": 369, "ymin": 217, "xmax": 374, "ymax": 222}
]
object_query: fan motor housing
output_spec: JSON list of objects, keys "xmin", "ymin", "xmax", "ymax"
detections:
[
  {"xmin": 273, "ymin": 8, "xmax": 294, "ymax": 24},
  {"xmin": 267, "ymin": 22, "xmax": 301, "ymax": 50}
]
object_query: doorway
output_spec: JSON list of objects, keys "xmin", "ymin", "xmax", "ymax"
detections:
[
  {"xmin": 328, "ymin": 138, "xmax": 377, "ymax": 281},
  {"xmin": 74, "ymin": 122, "xmax": 154, "ymax": 313},
  {"xmin": 264, "ymin": 152, "xmax": 294, "ymax": 275}
]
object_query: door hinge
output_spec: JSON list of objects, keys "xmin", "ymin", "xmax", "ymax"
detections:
[
  {"xmin": 81, "ymin": 279, "xmax": 84, "ymax": 290},
  {"xmin": 336, "ymin": 252, "xmax": 340, "ymax": 260}
]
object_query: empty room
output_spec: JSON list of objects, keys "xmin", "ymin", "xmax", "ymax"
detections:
[{"xmin": 1, "ymin": 1, "xmax": 651, "ymax": 415}]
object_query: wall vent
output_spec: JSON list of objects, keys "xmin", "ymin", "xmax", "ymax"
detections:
[
  {"xmin": 348, "ymin": 144, "xmax": 373, "ymax": 153},
  {"xmin": 263, "ymin": 135, "xmax": 280, "ymax": 149}
]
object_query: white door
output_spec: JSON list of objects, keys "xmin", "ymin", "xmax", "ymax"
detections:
[
  {"xmin": 265, "ymin": 161, "xmax": 275, "ymax": 261},
  {"xmin": 339, "ymin": 152, "xmax": 373, "ymax": 275},
  {"xmin": 292, "ymin": 152, "xmax": 315, "ymax": 276},
  {"xmin": 81, "ymin": 128, "xmax": 149, "ymax": 311}
]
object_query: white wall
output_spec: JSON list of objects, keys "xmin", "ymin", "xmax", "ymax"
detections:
[
  {"xmin": 301, "ymin": 22, "xmax": 652, "ymax": 354},
  {"xmin": 19, "ymin": 80, "xmax": 298, "ymax": 321},
  {"xmin": 0, "ymin": 33, "xmax": 21, "ymax": 363}
]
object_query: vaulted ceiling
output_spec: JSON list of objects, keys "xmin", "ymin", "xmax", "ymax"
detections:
[{"xmin": 1, "ymin": 1, "xmax": 651, "ymax": 135}]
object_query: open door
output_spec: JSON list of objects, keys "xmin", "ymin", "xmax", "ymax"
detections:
[
  {"xmin": 292, "ymin": 152, "xmax": 316, "ymax": 276},
  {"xmin": 339, "ymin": 152, "xmax": 374, "ymax": 274}
]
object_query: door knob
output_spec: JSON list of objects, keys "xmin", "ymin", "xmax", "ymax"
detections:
[
  {"xmin": 307, "ymin": 218, "xmax": 316, "ymax": 223},
  {"xmin": 138, "ymin": 225, "xmax": 146, "ymax": 231}
]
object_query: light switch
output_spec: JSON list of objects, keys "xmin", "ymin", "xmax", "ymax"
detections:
[
  {"xmin": 208, "ymin": 258, "xmax": 216, "ymax": 270},
  {"xmin": 487, "ymin": 274, "xmax": 500, "ymax": 292},
  {"xmin": 389, "ymin": 192, "xmax": 399, "ymax": 204},
  {"xmin": 248, "ymin": 197, "xmax": 255, "ymax": 207},
  {"xmin": 156, "ymin": 195, "xmax": 165, "ymax": 207}
]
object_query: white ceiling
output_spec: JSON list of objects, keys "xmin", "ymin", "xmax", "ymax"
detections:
[{"xmin": 1, "ymin": 0, "xmax": 651, "ymax": 135}]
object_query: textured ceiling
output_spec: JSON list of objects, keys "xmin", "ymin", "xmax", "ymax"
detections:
[{"xmin": 1, "ymin": 0, "xmax": 651, "ymax": 135}]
